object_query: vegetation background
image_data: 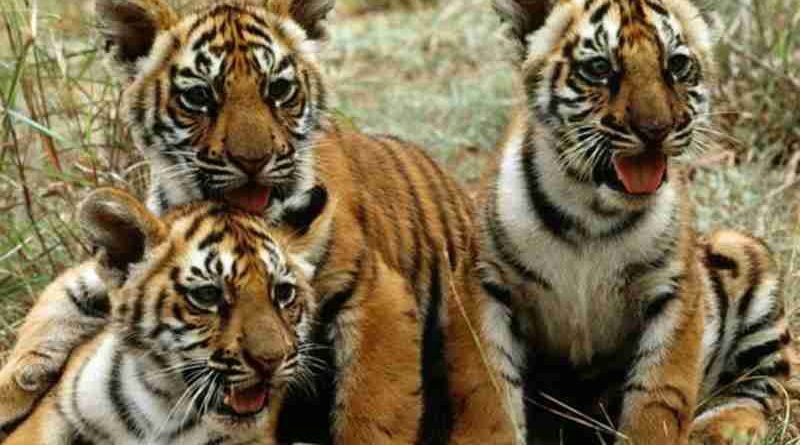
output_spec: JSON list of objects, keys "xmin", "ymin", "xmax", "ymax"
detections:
[{"xmin": 0, "ymin": 0, "xmax": 797, "ymax": 442}]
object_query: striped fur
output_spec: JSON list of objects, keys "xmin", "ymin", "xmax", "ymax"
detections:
[
  {"xmin": 5, "ymin": 189, "xmax": 318, "ymax": 445},
  {"xmin": 0, "ymin": 1, "xmax": 519, "ymax": 443},
  {"xmin": 482, "ymin": 1, "xmax": 797, "ymax": 444}
]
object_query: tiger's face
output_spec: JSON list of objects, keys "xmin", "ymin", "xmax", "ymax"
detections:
[
  {"xmin": 80, "ymin": 189, "xmax": 316, "ymax": 436},
  {"xmin": 98, "ymin": 0, "xmax": 333, "ymax": 214},
  {"xmin": 499, "ymin": 0, "xmax": 714, "ymax": 199}
]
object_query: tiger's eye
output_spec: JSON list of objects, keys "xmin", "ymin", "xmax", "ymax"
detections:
[
  {"xmin": 668, "ymin": 54, "xmax": 693, "ymax": 79},
  {"xmin": 180, "ymin": 86, "xmax": 214, "ymax": 111},
  {"xmin": 580, "ymin": 57, "xmax": 613, "ymax": 81},
  {"xmin": 269, "ymin": 78, "xmax": 295, "ymax": 104},
  {"xmin": 273, "ymin": 282, "xmax": 296, "ymax": 308},
  {"xmin": 187, "ymin": 285, "xmax": 223, "ymax": 311}
]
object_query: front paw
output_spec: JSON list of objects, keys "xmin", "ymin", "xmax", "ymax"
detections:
[
  {"xmin": 0, "ymin": 350, "xmax": 65, "ymax": 433},
  {"xmin": 690, "ymin": 410, "xmax": 767, "ymax": 445}
]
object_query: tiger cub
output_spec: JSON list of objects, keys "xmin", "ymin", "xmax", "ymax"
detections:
[
  {"xmin": 0, "ymin": 1, "xmax": 518, "ymax": 443},
  {"xmin": 4, "ymin": 188, "xmax": 318, "ymax": 445},
  {"xmin": 480, "ymin": 1, "xmax": 797, "ymax": 444}
]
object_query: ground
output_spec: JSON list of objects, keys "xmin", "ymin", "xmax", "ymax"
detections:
[{"xmin": 0, "ymin": 0, "xmax": 797, "ymax": 442}]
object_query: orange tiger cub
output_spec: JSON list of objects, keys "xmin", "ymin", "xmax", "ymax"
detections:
[
  {"xmin": 479, "ymin": 1, "xmax": 797, "ymax": 444},
  {"xmin": 5, "ymin": 188, "xmax": 319, "ymax": 445},
  {"xmin": 0, "ymin": 1, "xmax": 518, "ymax": 443}
]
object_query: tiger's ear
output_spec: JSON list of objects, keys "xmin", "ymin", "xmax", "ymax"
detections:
[
  {"xmin": 268, "ymin": 0, "xmax": 334, "ymax": 40},
  {"xmin": 494, "ymin": 0, "xmax": 557, "ymax": 60},
  {"xmin": 95, "ymin": 0, "xmax": 178, "ymax": 76},
  {"xmin": 79, "ymin": 188, "xmax": 167, "ymax": 279},
  {"xmin": 291, "ymin": 0, "xmax": 335, "ymax": 40}
]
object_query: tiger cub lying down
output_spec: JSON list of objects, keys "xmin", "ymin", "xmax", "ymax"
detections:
[{"xmin": 4, "ymin": 189, "xmax": 317, "ymax": 445}]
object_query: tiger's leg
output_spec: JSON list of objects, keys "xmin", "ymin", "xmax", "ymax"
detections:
[
  {"xmin": 0, "ymin": 261, "xmax": 108, "ymax": 436},
  {"xmin": 330, "ymin": 257, "xmax": 422, "ymax": 444},
  {"xmin": 691, "ymin": 231, "xmax": 798, "ymax": 445},
  {"xmin": 615, "ymin": 276, "xmax": 706, "ymax": 445},
  {"xmin": 446, "ymin": 277, "xmax": 525, "ymax": 445}
]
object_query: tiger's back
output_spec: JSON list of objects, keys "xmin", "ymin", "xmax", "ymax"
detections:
[{"xmin": 277, "ymin": 128, "xmax": 518, "ymax": 444}]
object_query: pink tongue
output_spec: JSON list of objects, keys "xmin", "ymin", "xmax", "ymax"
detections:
[
  {"xmin": 226, "ymin": 386, "xmax": 268, "ymax": 415},
  {"xmin": 612, "ymin": 152, "xmax": 667, "ymax": 195},
  {"xmin": 224, "ymin": 185, "xmax": 271, "ymax": 214}
]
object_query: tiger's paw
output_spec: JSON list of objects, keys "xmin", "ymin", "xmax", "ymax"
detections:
[
  {"xmin": 689, "ymin": 405, "xmax": 768, "ymax": 445},
  {"xmin": 0, "ymin": 350, "xmax": 65, "ymax": 435}
]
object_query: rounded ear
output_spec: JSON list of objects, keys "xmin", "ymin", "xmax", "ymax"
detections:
[
  {"xmin": 290, "ymin": 0, "xmax": 334, "ymax": 40},
  {"xmin": 95, "ymin": 0, "xmax": 179, "ymax": 77},
  {"xmin": 494, "ymin": 0, "xmax": 556, "ymax": 60},
  {"xmin": 267, "ymin": 0, "xmax": 334, "ymax": 40},
  {"xmin": 78, "ymin": 188, "xmax": 167, "ymax": 278}
]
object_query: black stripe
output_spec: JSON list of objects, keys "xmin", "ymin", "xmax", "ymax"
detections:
[
  {"xmin": 590, "ymin": 2, "xmax": 612, "ymax": 24},
  {"xmin": 135, "ymin": 361, "xmax": 172, "ymax": 401},
  {"xmin": 486, "ymin": 192, "xmax": 552, "ymax": 289},
  {"xmin": 380, "ymin": 140, "xmax": 426, "ymax": 290},
  {"xmin": 417, "ymin": 257, "xmax": 453, "ymax": 445},
  {"xmin": 735, "ymin": 340, "xmax": 782, "ymax": 373},
  {"xmin": 645, "ymin": 0, "xmax": 669, "ymax": 17},
  {"xmin": 481, "ymin": 280, "xmax": 513, "ymax": 309},
  {"xmin": 703, "ymin": 269, "xmax": 729, "ymax": 377},
  {"xmin": 705, "ymin": 252, "xmax": 739, "ymax": 277},
  {"xmin": 643, "ymin": 291, "xmax": 678, "ymax": 322},
  {"xmin": 408, "ymin": 143, "xmax": 460, "ymax": 270},
  {"xmin": 66, "ymin": 283, "xmax": 109, "ymax": 319},
  {"xmin": 312, "ymin": 226, "xmax": 334, "ymax": 279},
  {"xmin": 68, "ymin": 353, "xmax": 113, "ymax": 442},
  {"xmin": 598, "ymin": 210, "xmax": 647, "ymax": 239},
  {"xmin": 198, "ymin": 230, "xmax": 225, "ymax": 250},
  {"xmin": 520, "ymin": 132, "xmax": 586, "ymax": 245},
  {"xmin": 280, "ymin": 184, "xmax": 328, "ymax": 237},
  {"xmin": 109, "ymin": 351, "xmax": 149, "ymax": 435},
  {"xmin": 371, "ymin": 138, "xmax": 408, "ymax": 264}
]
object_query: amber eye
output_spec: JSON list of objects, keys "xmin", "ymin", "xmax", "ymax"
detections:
[
  {"xmin": 579, "ymin": 57, "xmax": 614, "ymax": 82},
  {"xmin": 187, "ymin": 285, "xmax": 223, "ymax": 312},
  {"xmin": 269, "ymin": 78, "xmax": 296, "ymax": 104},
  {"xmin": 668, "ymin": 54, "xmax": 693, "ymax": 80},
  {"xmin": 180, "ymin": 85, "xmax": 214, "ymax": 111},
  {"xmin": 273, "ymin": 282, "xmax": 297, "ymax": 308}
]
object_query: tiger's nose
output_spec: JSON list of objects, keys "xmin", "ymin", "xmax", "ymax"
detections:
[
  {"xmin": 630, "ymin": 120, "xmax": 672, "ymax": 146},
  {"xmin": 209, "ymin": 349, "xmax": 248, "ymax": 376},
  {"xmin": 226, "ymin": 149, "xmax": 269, "ymax": 176}
]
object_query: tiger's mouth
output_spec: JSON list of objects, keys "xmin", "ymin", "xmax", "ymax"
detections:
[
  {"xmin": 223, "ymin": 185, "xmax": 272, "ymax": 214},
  {"xmin": 209, "ymin": 381, "xmax": 272, "ymax": 429},
  {"xmin": 609, "ymin": 151, "xmax": 668, "ymax": 196}
]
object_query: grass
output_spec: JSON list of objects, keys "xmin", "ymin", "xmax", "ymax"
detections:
[{"xmin": 0, "ymin": 0, "xmax": 798, "ymax": 442}]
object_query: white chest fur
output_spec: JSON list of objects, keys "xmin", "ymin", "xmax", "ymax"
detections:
[
  {"xmin": 493, "ymin": 133, "xmax": 681, "ymax": 365},
  {"xmin": 58, "ymin": 335, "xmax": 224, "ymax": 445}
]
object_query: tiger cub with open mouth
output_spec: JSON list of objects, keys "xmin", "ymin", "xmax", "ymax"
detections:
[
  {"xmin": 4, "ymin": 188, "xmax": 319, "ymax": 444},
  {"xmin": 480, "ymin": 1, "xmax": 798, "ymax": 443}
]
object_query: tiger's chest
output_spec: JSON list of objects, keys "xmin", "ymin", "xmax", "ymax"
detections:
[{"xmin": 514, "ymin": 245, "xmax": 641, "ymax": 366}]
